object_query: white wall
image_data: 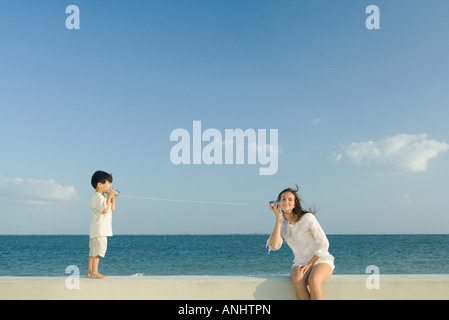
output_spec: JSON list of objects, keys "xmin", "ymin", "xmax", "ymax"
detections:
[{"xmin": 1, "ymin": 275, "xmax": 449, "ymax": 300}]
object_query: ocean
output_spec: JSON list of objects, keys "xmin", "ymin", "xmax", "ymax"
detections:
[{"xmin": 1, "ymin": 234, "xmax": 449, "ymax": 277}]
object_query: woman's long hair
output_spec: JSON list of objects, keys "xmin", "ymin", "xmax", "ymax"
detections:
[{"xmin": 277, "ymin": 184, "xmax": 315, "ymax": 223}]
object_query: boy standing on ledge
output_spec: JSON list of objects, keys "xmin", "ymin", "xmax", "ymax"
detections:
[{"xmin": 87, "ymin": 170, "xmax": 117, "ymax": 279}]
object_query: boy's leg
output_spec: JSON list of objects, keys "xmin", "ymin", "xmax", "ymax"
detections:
[
  {"xmin": 89, "ymin": 256, "xmax": 107, "ymax": 279},
  {"xmin": 87, "ymin": 256, "xmax": 93, "ymax": 277},
  {"xmin": 87, "ymin": 238, "xmax": 93, "ymax": 277},
  {"xmin": 88, "ymin": 237, "xmax": 108, "ymax": 279}
]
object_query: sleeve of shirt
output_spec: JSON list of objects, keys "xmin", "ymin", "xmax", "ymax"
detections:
[
  {"xmin": 92, "ymin": 194, "xmax": 107, "ymax": 215},
  {"xmin": 266, "ymin": 236, "xmax": 283, "ymax": 254},
  {"xmin": 307, "ymin": 214, "xmax": 330, "ymax": 257},
  {"xmin": 266, "ymin": 220, "xmax": 283, "ymax": 254}
]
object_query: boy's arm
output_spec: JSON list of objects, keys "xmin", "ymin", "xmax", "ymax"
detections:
[
  {"xmin": 102, "ymin": 192, "xmax": 115, "ymax": 214},
  {"xmin": 101, "ymin": 189, "xmax": 116, "ymax": 214},
  {"xmin": 102, "ymin": 199, "xmax": 112, "ymax": 214}
]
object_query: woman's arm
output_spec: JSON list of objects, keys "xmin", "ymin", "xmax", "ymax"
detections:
[
  {"xmin": 269, "ymin": 217, "xmax": 282, "ymax": 250},
  {"xmin": 308, "ymin": 214, "xmax": 330, "ymax": 257},
  {"xmin": 306, "ymin": 255, "xmax": 319, "ymax": 268},
  {"xmin": 268, "ymin": 203, "xmax": 283, "ymax": 250}
]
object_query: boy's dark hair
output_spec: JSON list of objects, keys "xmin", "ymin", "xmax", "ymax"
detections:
[{"xmin": 91, "ymin": 171, "xmax": 113, "ymax": 189}]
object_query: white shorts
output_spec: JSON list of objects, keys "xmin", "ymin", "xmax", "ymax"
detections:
[
  {"xmin": 292, "ymin": 254, "xmax": 335, "ymax": 270},
  {"xmin": 89, "ymin": 237, "xmax": 107, "ymax": 257}
]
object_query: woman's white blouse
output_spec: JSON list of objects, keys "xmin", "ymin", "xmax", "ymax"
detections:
[{"xmin": 267, "ymin": 213, "xmax": 335, "ymax": 269}]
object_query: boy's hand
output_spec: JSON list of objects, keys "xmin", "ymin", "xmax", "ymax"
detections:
[{"xmin": 107, "ymin": 188, "xmax": 117, "ymax": 199}]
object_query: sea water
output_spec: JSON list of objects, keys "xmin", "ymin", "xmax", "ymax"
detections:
[{"xmin": 0, "ymin": 234, "xmax": 448, "ymax": 276}]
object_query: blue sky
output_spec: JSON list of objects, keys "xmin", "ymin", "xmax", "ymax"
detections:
[{"xmin": 1, "ymin": 0, "xmax": 448, "ymax": 234}]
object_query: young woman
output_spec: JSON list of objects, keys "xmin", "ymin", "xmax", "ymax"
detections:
[{"xmin": 267, "ymin": 186, "xmax": 334, "ymax": 300}]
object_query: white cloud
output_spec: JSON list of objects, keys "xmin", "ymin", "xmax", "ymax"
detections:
[
  {"xmin": 403, "ymin": 193, "xmax": 414, "ymax": 204},
  {"xmin": 332, "ymin": 133, "xmax": 449, "ymax": 173},
  {"xmin": 0, "ymin": 176, "xmax": 78, "ymax": 203}
]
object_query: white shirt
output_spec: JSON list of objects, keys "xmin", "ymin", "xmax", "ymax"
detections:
[
  {"xmin": 267, "ymin": 213, "xmax": 335, "ymax": 269},
  {"xmin": 89, "ymin": 192, "xmax": 113, "ymax": 238}
]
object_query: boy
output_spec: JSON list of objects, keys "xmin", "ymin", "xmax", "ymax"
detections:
[{"xmin": 87, "ymin": 170, "xmax": 117, "ymax": 279}]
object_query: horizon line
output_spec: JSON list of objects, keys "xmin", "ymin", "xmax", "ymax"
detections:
[{"xmin": 0, "ymin": 233, "xmax": 448, "ymax": 236}]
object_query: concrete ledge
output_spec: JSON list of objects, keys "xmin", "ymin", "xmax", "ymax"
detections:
[{"xmin": 1, "ymin": 275, "xmax": 449, "ymax": 300}]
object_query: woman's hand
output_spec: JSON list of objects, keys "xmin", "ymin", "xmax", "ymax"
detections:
[
  {"xmin": 296, "ymin": 264, "xmax": 312, "ymax": 275},
  {"xmin": 268, "ymin": 201, "xmax": 282, "ymax": 220},
  {"xmin": 297, "ymin": 256, "xmax": 319, "ymax": 275},
  {"xmin": 268, "ymin": 201, "xmax": 282, "ymax": 251}
]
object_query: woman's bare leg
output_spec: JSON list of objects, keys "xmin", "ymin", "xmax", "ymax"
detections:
[
  {"xmin": 308, "ymin": 263, "xmax": 333, "ymax": 300},
  {"xmin": 290, "ymin": 266, "xmax": 310, "ymax": 300}
]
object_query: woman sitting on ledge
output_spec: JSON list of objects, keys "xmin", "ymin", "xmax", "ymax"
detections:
[{"xmin": 267, "ymin": 185, "xmax": 335, "ymax": 300}]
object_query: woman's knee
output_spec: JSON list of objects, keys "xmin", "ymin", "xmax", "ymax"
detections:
[{"xmin": 308, "ymin": 264, "xmax": 332, "ymax": 289}]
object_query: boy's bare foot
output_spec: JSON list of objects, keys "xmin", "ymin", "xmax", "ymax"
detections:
[{"xmin": 88, "ymin": 273, "xmax": 108, "ymax": 279}]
